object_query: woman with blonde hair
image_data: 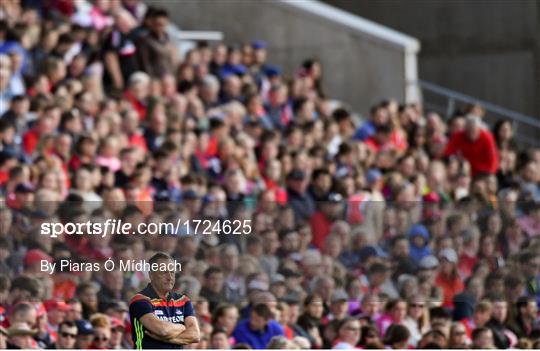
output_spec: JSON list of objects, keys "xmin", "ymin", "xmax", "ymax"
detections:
[{"xmin": 403, "ymin": 295, "xmax": 430, "ymax": 346}]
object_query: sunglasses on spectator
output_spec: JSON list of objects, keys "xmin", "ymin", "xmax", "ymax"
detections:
[
  {"xmin": 61, "ymin": 332, "xmax": 77, "ymax": 339},
  {"xmin": 410, "ymin": 303, "xmax": 425, "ymax": 308},
  {"xmin": 95, "ymin": 336, "xmax": 109, "ymax": 341}
]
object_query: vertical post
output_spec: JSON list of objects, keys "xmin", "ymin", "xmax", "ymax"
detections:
[{"xmin": 446, "ymin": 98, "xmax": 455, "ymax": 118}]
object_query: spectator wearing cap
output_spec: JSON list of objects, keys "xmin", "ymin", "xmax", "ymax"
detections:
[
  {"xmin": 109, "ymin": 317, "xmax": 127, "ymax": 349},
  {"xmin": 52, "ymin": 320, "xmax": 78, "ymax": 349},
  {"xmin": 367, "ymin": 263, "xmax": 399, "ymax": 299},
  {"xmin": 286, "ymin": 169, "xmax": 315, "ymax": 223},
  {"xmin": 44, "ymin": 299, "xmax": 70, "ymax": 335},
  {"xmin": 325, "ymin": 290, "xmax": 349, "ymax": 324},
  {"xmin": 75, "ymin": 319, "xmax": 94, "ymax": 349},
  {"xmin": 269, "ymin": 274, "xmax": 286, "ymax": 300},
  {"xmin": 435, "ymin": 248, "xmax": 463, "ymax": 308},
  {"xmin": 23, "ymin": 249, "xmax": 53, "ymax": 277},
  {"xmin": 6, "ymin": 322, "xmax": 38, "ymax": 349},
  {"xmin": 332, "ymin": 317, "xmax": 361, "ymax": 349},
  {"xmin": 310, "ymin": 192, "xmax": 344, "ymax": 249},
  {"xmin": 444, "ymin": 115, "xmax": 499, "ymax": 177},
  {"xmin": 232, "ymin": 303, "xmax": 284, "ymax": 349}
]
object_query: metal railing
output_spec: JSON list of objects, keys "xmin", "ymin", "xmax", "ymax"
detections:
[
  {"xmin": 416, "ymin": 80, "xmax": 540, "ymax": 148},
  {"xmin": 167, "ymin": 24, "xmax": 224, "ymax": 59}
]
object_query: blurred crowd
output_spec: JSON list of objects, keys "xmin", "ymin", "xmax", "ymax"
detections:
[{"xmin": 0, "ymin": 0, "xmax": 539, "ymax": 349}]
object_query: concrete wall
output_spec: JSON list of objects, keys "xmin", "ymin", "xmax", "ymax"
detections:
[
  {"xmin": 152, "ymin": 0, "xmax": 420, "ymax": 116},
  {"xmin": 324, "ymin": 0, "xmax": 540, "ymax": 117}
]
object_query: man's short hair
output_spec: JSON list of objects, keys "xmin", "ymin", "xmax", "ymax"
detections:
[
  {"xmin": 516, "ymin": 296, "xmax": 535, "ymax": 310},
  {"xmin": 210, "ymin": 328, "xmax": 228, "ymax": 338},
  {"xmin": 59, "ymin": 320, "xmax": 77, "ymax": 331},
  {"xmin": 252, "ymin": 303, "xmax": 273, "ymax": 320},
  {"xmin": 204, "ymin": 266, "xmax": 223, "ymax": 279},
  {"xmin": 472, "ymin": 327, "xmax": 491, "ymax": 340},
  {"xmin": 10, "ymin": 276, "xmax": 40, "ymax": 296},
  {"xmin": 148, "ymin": 252, "xmax": 173, "ymax": 265},
  {"xmin": 13, "ymin": 302, "xmax": 35, "ymax": 317}
]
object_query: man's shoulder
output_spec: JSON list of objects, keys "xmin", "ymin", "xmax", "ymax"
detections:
[
  {"xmin": 267, "ymin": 320, "xmax": 284, "ymax": 334},
  {"xmin": 129, "ymin": 285, "xmax": 153, "ymax": 305}
]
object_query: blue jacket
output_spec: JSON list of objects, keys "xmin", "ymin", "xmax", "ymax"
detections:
[{"xmin": 232, "ymin": 319, "xmax": 284, "ymax": 349}]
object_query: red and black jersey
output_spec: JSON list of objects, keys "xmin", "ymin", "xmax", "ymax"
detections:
[{"xmin": 129, "ymin": 284, "xmax": 195, "ymax": 349}]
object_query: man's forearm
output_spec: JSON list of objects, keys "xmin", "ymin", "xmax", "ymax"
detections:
[{"xmin": 167, "ymin": 327, "xmax": 201, "ymax": 345}]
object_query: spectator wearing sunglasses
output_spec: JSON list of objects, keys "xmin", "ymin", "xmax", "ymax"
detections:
[
  {"xmin": 89, "ymin": 313, "xmax": 112, "ymax": 349},
  {"xmin": 52, "ymin": 321, "xmax": 78, "ymax": 349},
  {"xmin": 75, "ymin": 319, "xmax": 94, "ymax": 349},
  {"xmin": 332, "ymin": 317, "xmax": 362, "ymax": 349},
  {"xmin": 109, "ymin": 317, "xmax": 127, "ymax": 349}
]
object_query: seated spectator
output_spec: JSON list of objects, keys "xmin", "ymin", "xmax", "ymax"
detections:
[
  {"xmin": 444, "ymin": 115, "xmax": 499, "ymax": 177},
  {"xmin": 232, "ymin": 303, "xmax": 284, "ymax": 349}
]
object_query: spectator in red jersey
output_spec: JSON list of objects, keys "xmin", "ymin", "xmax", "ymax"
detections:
[
  {"xmin": 444, "ymin": 115, "xmax": 499, "ymax": 177},
  {"xmin": 435, "ymin": 248, "xmax": 464, "ymax": 308}
]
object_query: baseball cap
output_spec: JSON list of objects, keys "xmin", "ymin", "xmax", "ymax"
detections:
[
  {"xmin": 247, "ymin": 280, "xmax": 269, "ymax": 292},
  {"xmin": 279, "ymin": 268, "xmax": 302, "ymax": 278},
  {"xmin": 183, "ymin": 189, "xmax": 200, "ymax": 200},
  {"xmin": 439, "ymin": 248, "xmax": 458, "ymax": 264},
  {"xmin": 418, "ymin": 255, "xmax": 439, "ymax": 270},
  {"xmin": 366, "ymin": 168, "xmax": 382, "ymax": 184},
  {"xmin": 327, "ymin": 192, "xmax": 343, "ymax": 202},
  {"xmin": 252, "ymin": 40, "xmax": 267, "ymax": 49},
  {"xmin": 270, "ymin": 274, "xmax": 286, "ymax": 285},
  {"xmin": 110, "ymin": 317, "xmax": 125, "ymax": 330},
  {"xmin": 7, "ymin": 322, "xmax": 37, "ymax": 337},
  {"xmin": 287, "ymin": 169, "xmax": 306, "ymax": 181},
  {"xmin": 107, "ymin": 300, "xmax": 129, "ymax": 312},
  {"xmin": 280, "ymin": 291, "xmax": 302, "ymax": 305},
  {"xmin": 14, "ymin": 183, "xmax": 33, "ymax": 193},
  {"xmin": 331, "ymin": 289, "xmax": 348, "ymax": 303},
  {"xmin": 44, "ymin": 299, "xmax": 70, "ymax": 312},
  {"xmin": 75, "ymin": 319, "xmax": 94, "ymax": 335},
  {"xmin": 24, "ymin": 249, "xmax": 53, "ymax": 266},
  {"xmin": 422, "ymin": 192, "xmax": 440, "ymax": 203},
  {"xmin": 264, "ymin": 65, "xmax": 282, "ymax": 77}
]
